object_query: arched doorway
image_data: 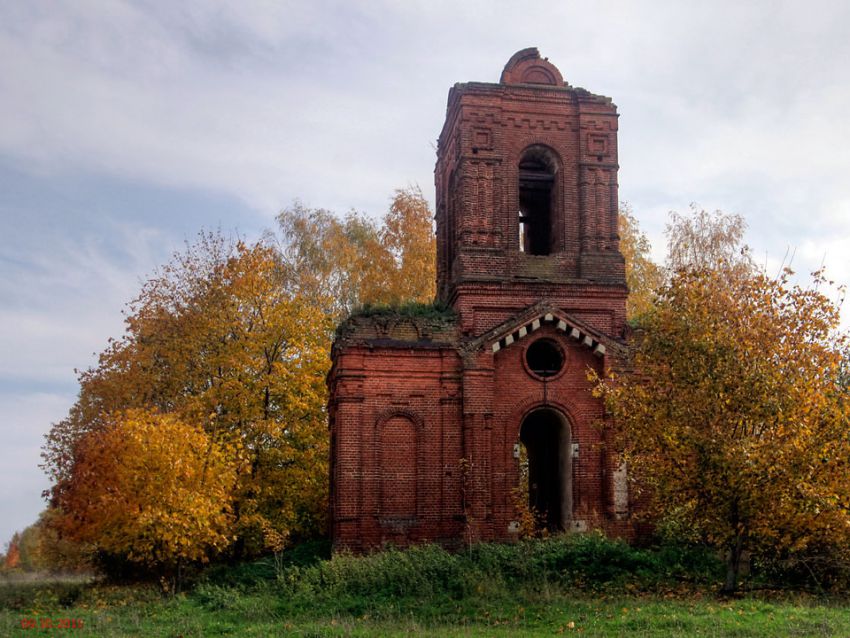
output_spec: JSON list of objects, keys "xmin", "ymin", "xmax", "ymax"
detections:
[{"xmin": 518, "ymin": 408, "xmax": 571, "ymax": 531}]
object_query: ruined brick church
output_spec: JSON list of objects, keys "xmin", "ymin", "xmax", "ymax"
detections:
[{"xmin": 328, "ymin": 49, "xmax": 631, "ymax": 551}]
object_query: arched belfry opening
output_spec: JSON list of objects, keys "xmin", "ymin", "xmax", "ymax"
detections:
[
  {"xmin": 518, "ymin": 145, "xmax": 557, "ymax": 255},
  {"xmin": 518, "ymin": 408, "xmax": 572, "ymax": 531}
]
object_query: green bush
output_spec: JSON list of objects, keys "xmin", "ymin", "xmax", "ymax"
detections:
[
  {"xmin": 0, "ymin": 582, "xmax": 76, "ymax": 611},
  {"xmin": 0, "ymin": 579, "xmax": 158, "ymax": 612},
  {"xmin": 194, "ymin": 582, "xmax": 239, "ymax": 610},
  {"xmin": 273, "ymin": 534, "xmax": 724, "ymax": 612},
  {"xmin": 283, "ymin": 544, "xmax": 475, "ymax": 601},
  {"xmin": 201, "ymin": 539, "xmax": 330, "ymax": 589},
  {"xmin": 349, "ymin": 301, "xmax": 456, "ymax": 321},
  {"xmin": 751, "ymin": 544, "xmax": 850, "ymax": 593}
]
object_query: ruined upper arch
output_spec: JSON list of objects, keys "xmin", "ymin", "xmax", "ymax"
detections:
[{"xmin": 500, "ymin": 47, "xmax": 565, "ymax": 86}]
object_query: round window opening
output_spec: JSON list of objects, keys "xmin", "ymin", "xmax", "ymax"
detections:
[{"xmin": 525, "ymin": 339, "xmax": 564, "ymax": 378}]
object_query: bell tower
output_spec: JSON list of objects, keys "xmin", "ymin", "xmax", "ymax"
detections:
[
  {"xmin": 329, "ymin": 49, "xmax": 634, "ymax": 553},
  {"xmin": 435, "ymin": 48, "xmax": 627, "ymax": 338}
]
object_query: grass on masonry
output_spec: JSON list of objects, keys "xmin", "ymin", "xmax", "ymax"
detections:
[
  {"xmin": 2, "ymin": 535, "xmax": 850, "ymax": 637},
  {"xmin": 346, "ymin": 300, "xmax": 457, "ymax": 322}
]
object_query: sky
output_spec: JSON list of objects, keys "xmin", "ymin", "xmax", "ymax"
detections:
[{"xmin": 2, "ymin": 0, "xmax": 850, "ymax": 547}]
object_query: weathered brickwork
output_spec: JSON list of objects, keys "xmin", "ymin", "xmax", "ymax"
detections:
[{"xmin": 329, "ymin": 49, "xmax": 632, "ymax": 552}]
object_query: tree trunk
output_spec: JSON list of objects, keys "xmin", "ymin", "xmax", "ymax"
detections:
[{"xmin": 722, "ymin": 533, "xmax": 744, "ymax": 594}]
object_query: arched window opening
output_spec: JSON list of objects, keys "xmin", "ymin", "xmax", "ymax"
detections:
[{"xmin": 518, "ymin": 147, "xmax": 556, "ymax": 255}]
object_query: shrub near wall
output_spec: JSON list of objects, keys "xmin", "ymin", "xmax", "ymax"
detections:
[{"xmin": 272, "ymin": 534, "xmax": 724, "ymax": 613}]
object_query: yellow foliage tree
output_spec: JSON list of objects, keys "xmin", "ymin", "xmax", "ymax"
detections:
[
  {"xmin": 618, "ymin": 204, "xmax": 663, "ymax": 321},
  {"xmin": 277, "ymin": 185, "xmax": 435, "ymax": 319},
  {"xmin": 2, "ymin": 533, "xmax": 20, "ymax": 570},
  {"xmin": 43, "ymin": 187, "xmax": 437, "ymax": 572},
  {"xmin": 666, "ymin": 204, "xmax": 752, "ymax": 277},
  {"xmin": 44, "ymin": 237, "xmax": 331, "ymax": 563},
  {"xmin": 42, "ymin": 189, "xmax": 434, "ymax": 576},
  {"xmin": 595, "ymin": 265, "xmax": 850, "ymax": 592},
  {"xmin": 27, "ymin": 508, "xmax": 93, "ymax": 573},
  {"xmin": 277, "ymin": 204, "xmax": 390, "ymax": 318},
  {"xmin": 381, "ymin": 186, "xmax": 436, "ymax": 305},
  {"xmin": 59, "ymin": 410, "xmax": 236, "ymax": 573}
]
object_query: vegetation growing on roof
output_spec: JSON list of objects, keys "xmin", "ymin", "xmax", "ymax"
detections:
[
  {"xmin": 335, "ymin": 300, "xmax": 457, "ymax": 340},
  {"xmin": 349, "ymin": 300, "xmax": 456, "ymax": 321}
]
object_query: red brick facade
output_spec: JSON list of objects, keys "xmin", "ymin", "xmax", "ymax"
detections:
[{"xmin": 329, "ymin": 49, "xmax": 631, "ymax": 552}]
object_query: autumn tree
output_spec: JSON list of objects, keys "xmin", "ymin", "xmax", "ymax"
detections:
[
  {"xmin": 44, "ymin": 237, "xmax": 331, "ymax": 568},
  {"xmin": 619, "ymin": 204, "xmax": 664, "ymax": 321},
  {"xmin": 3, "ymin": 533, "xmax": 21, "ymax": 570},
  {"xmin": 43, "ymin": 186, "xmax": 437, "ymax": 575},
  {"xmin": 276, "ymin": 204, "xmax": 389, "ymax": 318},
  {"xmin": 618, "ymin": 202, "xmax": 749, "ymax": 321},
  {"xmin": 596, "ymin": 249, "xmax": 850, "ymax": 592},
  {"xmin": 57, "ymin": 410, "xmax": 237, "ymax": 577},
  {"xmin": 9, "ymin": 522, "xmax": 51, "ymax": 572},
  {"xmin": 380, "ymin": 186, "xmax": 437, "ymax": 305},
  {"xmin": 22, "ymin": 509, "xmax": 92, "ymax": 573},
  {"xmin": 666, "ymin": 204, "xmax": 752, "ymax": 277},
  {"xmin": 277, "ymin": 185, "xmax": 435, "ymax": 319}
]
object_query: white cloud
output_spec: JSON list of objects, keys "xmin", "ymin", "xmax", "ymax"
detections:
[
  {"xmin": 3, "ymin": 1, "xmax": 847, "ymax": 227},
  {"xmin": 0, "ymin": 1, "xmax": 448, "ymax": 216}
]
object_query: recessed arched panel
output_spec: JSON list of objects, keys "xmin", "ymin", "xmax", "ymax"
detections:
[{"xmin": 378, "ymin": 415, "xmax": 417, "ymax": 518}]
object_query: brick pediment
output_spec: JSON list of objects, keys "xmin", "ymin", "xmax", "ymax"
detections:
[{"xmin": 471, "ymin": 302, "xmax": 626, "ymax": 358}]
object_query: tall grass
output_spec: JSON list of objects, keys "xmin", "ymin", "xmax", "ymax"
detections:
[{"xmin": 268, "ymin": 533, "xmax": 723, "ymax": 614}]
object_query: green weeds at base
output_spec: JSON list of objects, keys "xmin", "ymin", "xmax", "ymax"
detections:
[
  {"xmin": 275, "ymin": 533, "xmax": 723, "ymax": 611},
  {"xmin": 3, "ymin": 536, "xmax": 849, "ymax": 636}
]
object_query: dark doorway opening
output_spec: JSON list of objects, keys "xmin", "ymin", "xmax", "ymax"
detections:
[
  {"xmin": 518, "ymin": 150, "xmax": 555, "ymax": 255},
  {"xmin": 519, "ymin": 408, "xmax": 571, "ymax": 532}
]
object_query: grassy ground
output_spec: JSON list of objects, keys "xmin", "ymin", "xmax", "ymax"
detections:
[
  {"xmin": 3, "ymin": 585, "xmax": 848, "ymax": 637},
  {"xmin": 2, "ymin": 537, "xmax": 849, "ymax": 637}
]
